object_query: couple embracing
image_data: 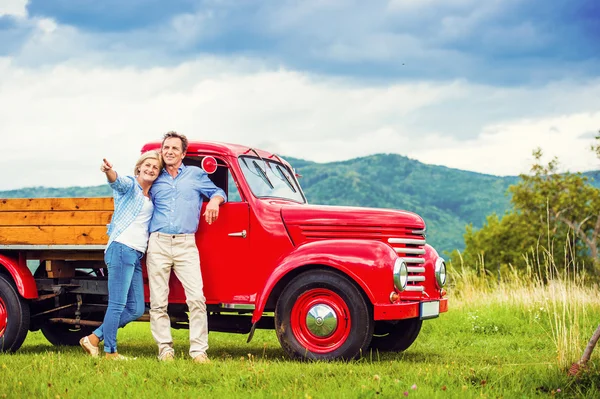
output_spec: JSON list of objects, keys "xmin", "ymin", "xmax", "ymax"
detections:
[{"xmin": 79, "ymin": 131, "xmax": 226, "ymax": 363}]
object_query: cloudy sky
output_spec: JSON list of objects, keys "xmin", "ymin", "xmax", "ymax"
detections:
[{"xmin": 1, "ymin": 0, "xmax": 599, "ymax": 190}]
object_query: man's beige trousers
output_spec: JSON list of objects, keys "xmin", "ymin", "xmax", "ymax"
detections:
[{"xmin": 147, "ymin": 232, "xmax": 208, "ymax": 359}]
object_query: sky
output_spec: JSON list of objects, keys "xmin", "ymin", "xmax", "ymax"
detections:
[{"xmin": 1, "ymin": 0, "xmax": 599, "ymax": 190}]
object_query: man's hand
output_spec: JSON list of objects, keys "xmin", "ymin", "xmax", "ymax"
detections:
[{"xmin": 203, "ymin": 196, "xmax": 224, "ymax": 224}]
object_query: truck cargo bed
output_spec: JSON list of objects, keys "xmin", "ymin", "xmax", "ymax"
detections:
[{"xmin": 0, "ymin": 197, "xmax": 113, "ymax": 247}]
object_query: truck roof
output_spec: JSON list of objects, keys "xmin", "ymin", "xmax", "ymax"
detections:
[{"xmin": 141, "ymin": 140, "xmax": 278, "ymax": 160}]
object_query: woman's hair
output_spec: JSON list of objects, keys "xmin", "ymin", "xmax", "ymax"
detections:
[{"xmin": 134, "ymin": 150, "xmax": 163, "ymax": 176}]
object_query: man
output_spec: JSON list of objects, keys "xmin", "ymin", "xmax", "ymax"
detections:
[{"xmin": 147, "ymin": 131, "xmax": 226, "ymax": 363}]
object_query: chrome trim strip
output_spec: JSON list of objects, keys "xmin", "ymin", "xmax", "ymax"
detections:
[
  {"xmin": 407, "ymin": 276, "xmax": 426, "ymax": 282},
  {"xmin": 404, "ymin": 286, "xmax": 425, "ymax": 292},
  {"xmin": 407, "ymin": 266, "xmax": 425, "ymax": 273},
  {"xmin": 402, "ymin": 257, "xmax": 425, "ymax": 264},
  {"xmin": 388, "ymin": 238, "xmax": 426, "ymax": 245},
  {"xmin": 0, "ymin": 245, "xmax": 106, "ymax": 250},
  {"xmin": 219, "ymin": 303, "xmax": 256, "ymax": 310},
  {"xmin": 411, "ymin": 229, "xmax": 426, "ymax": 235},
  {"xmin": 394, "ymin": 248, "xmax": 426, "ymax": 255}
]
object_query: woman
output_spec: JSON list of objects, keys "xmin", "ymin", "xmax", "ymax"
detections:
[{"xmin": 80, "ymin": 150, "xmax": 163, "ymax": 359}]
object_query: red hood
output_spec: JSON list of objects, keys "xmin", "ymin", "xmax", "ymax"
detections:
[{"xmin": 281, "ymin": 204, "xmax": 425, "ymax": 229}]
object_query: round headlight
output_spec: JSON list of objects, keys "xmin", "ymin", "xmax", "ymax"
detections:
[
  {"xmin": 393, "ymin": 258, "xmax": 408, "ymax": 292},
  {"xmin": 435, "ymin": 258, "xmax": 447, "ymax": 288}
]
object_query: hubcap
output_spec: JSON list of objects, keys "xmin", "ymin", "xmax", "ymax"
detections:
[
  {"xmin": 0, "ymin": 297, "xmax": 6, "ymax": 337},
  {"xmin": 306, "ymin": 304, "xmax": 337, "ymax": 337},
  {"xmin": 290, "ymin": 288, "xmax": 351, "ymax": 354}
]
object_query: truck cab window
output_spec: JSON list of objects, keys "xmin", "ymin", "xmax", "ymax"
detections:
[{"xmin": 183, "ymin": 156, "xmax": 242, "ymax": 202}]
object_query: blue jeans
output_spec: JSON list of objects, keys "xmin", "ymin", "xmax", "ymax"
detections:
[{"xmin": 93, "ymin": 241, "xmax": 145, "ymax": 353}]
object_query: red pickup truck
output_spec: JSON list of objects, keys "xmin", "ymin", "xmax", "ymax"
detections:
[{"xmin": 0, "ymin": 140, "xmax": 448, "ymax": 360}]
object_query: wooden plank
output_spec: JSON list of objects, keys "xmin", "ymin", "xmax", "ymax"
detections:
[
  {"xmin": 0, "ymin": 198, "xmax": 114, "ymax": 211},
  {"xmin": 0, "ymin": 226, "xmax": 108, "ymax": 245},
  {"xmin": 0, "ymin": 211, "xmax": 112, "ymax": 226},
  {"xmin": 46, "ymin": 260, "xmax": 75, "ymax": 278},
  {"xmin": 25, "ymin": 251, "xmax": 105, "ymax": 261}
]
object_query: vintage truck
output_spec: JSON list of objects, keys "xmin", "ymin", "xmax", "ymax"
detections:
[{"xmin": 0, "ymin": 140, "xmax": 447, "ymax": 360}]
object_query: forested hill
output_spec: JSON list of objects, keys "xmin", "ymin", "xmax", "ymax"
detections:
[{"xmin": 2, "ymin": 154, "xmax": 598, "ymax": 255}]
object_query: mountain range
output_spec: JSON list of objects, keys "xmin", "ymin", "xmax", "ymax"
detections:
[{"xmin": 2, "ymin": 154, "xmax": 598, "ymax": 256}]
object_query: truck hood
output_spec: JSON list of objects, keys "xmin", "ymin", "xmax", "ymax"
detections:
[
  {"xmin": 281, "ymin": 204, "xmax": 424, "ymax": 228},
  {"xmin": 280, "ymin": 204, "xmax": 425, "ymax": 246}
]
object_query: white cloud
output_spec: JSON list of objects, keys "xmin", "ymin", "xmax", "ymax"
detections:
[
  {"xmin": 0, "ymin": 0, "xmax": 28, "ymax": 18},
  {"xmin": 1, "ymin": 55, "xmax": 599, "ymax": 191}
]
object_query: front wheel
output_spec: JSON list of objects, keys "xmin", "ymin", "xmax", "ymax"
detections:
[
  {"xmin": 275, "ymin": 269, "xmax": 373, "ymax": 361},
  {"xmin": 0, "ymin": 273, "xmax": 30, "ymax": 352},
  {"xmin": 370, "ymin": 318, "xmax": 422, "ymax": 352}
]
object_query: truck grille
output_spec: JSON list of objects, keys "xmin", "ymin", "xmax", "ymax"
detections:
[{"xmin": 387, "ymin": 229, "xmax": 426, "ymax": 292}]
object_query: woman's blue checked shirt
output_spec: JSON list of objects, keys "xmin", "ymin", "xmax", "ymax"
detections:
[{"xmin": 106, "ymin": 175, "xmax": 147, "ymax": 251}]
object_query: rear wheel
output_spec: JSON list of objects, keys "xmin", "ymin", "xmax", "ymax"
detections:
[
  {"xmin": 0, "ymin": 274, "xmax": 30, "ymax": 352},
  {"xmin": 34, "ymin": 267, "xmax": 101, "ymax": 346},
  {"xmin": 275, "ymin": 270, "xmax": 373, "ymax": 361},
  {"xmin": 41, "ymin": 323, "xmax": 95, "ymax": 347},
  {"xmin": 370, "ymin": 318, "xmax": 422, "ymax": 352}
]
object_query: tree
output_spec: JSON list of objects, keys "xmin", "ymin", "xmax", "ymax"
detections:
[{"xmin": 452, "ymin": 138, "xmax": 600, "ymax": 277}]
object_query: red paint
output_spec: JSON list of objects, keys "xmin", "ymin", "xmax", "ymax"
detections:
[
  {"xmin": 201, "ymin": 156, "xmax": 217, "ymax": 174},
  {"xmin": 0, "ymin": 295, "xmax": 6, "ymax": 337},
  {"xmin": 0, "ymin": 254, "xmax": 37, "ymax": 299}
]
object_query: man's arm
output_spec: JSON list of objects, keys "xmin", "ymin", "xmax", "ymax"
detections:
[{"xmin": 204, "ymin": 195, "xmax": 225, "ymax": 225}]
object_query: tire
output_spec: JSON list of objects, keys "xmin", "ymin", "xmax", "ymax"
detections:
[
  {"xmin": 0, "ymin": 273, "xmax": 30, "ymax": 353},
  {"xmin": 34, "ymin": 267, "xmax": 101, "ymax": 346},
  {"xmin": 41, "ymin": 323, "xmax": 95, "ymax": 347},
  {"xmin": 370, "ymin": 318, "xmax": 422, "ymax": 352},
  {"xmin": 274, "ymin": 269, "xmax": 373, "ymax": 361}
]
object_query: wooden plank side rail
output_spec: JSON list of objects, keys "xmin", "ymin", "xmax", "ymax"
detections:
[
  {"xmin": 0, "ymin": 197, "xmax": 114, "ymax": 211},
  {"xmin": 0, "ymin": 198, "xmax": 113, "ymax": 246}
]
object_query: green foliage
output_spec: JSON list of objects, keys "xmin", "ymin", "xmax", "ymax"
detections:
[{"xmin": 453, "ymin": 148, "xmax": 600, "ymax": 276}]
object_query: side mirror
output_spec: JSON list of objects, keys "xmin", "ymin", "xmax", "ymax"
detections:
[{"xmin": 201, "ymin": 156, "xmax": 218, "ymax": 174}]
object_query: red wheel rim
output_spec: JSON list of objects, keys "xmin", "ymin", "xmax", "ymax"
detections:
[
  {"xmin": 290, "ymin": 288, "xmax": 351, "ymax": 354},
  {"xmin": 0, "ymin": 296, "xmax": 6, "ymax": 338}
]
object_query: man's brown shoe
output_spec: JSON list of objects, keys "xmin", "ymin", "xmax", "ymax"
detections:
[{"xmin": 193, "ymin": 353, "xmax": 210, "ymax": 364}]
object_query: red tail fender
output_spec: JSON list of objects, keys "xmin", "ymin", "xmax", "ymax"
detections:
[
  {"xmin": 251, "ymin": 239, "xmax": 398, "ymax": 324},
  {"xmin": 0, "ymin": 254, "xmax": 38, "ymax": 299}
]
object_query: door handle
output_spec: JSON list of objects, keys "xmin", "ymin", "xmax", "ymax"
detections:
[{"xmin": 228, "ymin": 230, "xmax": 247, "ymax": 238}]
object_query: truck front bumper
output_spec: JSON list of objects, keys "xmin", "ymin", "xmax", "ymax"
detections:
[{"xmin": 373, "ymin": 297, "xmax": 448, "ymax": 321}]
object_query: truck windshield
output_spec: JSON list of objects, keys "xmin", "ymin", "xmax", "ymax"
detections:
[{"xmin": 239, "ymin": 156, "xmax": 306, "ymax": 203}]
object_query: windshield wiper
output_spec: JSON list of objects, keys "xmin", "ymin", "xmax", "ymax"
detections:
[
  {"xmin": 253, "ymin": 160, "xmax": 274, "ymax": 189},
  {"xmin": 276, "ymin": 165, "xmax": 296, "ymax": 193}
]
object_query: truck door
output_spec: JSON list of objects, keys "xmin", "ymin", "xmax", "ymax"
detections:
[{"xmin": 195, "ymin": 163, "xmax": 252, "ymax": 304}]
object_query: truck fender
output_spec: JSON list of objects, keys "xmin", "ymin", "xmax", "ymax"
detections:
[
  {"xmin": 251, "ymin": 239, "xmax": 397, "ymax": 324},
  {"xmin": 0, "ymin": 254, "xmax": 38, "ymax": 299}
]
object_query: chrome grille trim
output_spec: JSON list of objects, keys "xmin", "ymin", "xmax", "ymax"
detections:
[
  {"xmin": 388, "ymin": 232, "xmax": 427, "ymax": 292},
  {"xmin": 402, "ymin": 257, "xmax": 425, "ymax": 264},
  {"xmin": 388, "ymin": 238, "xmax": 426, "ymax": 245},
  {"xmin": 394, "ymin": 247, "xmax": 426, "ymax": 255},
  {"xmin": 404, "ymin": 286, "xmax": 425, "ymax": 292}
]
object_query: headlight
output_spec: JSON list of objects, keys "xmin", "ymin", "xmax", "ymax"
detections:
[
  {"xmin": 435, "ymin": 258, "xmax": 447, "ymax": 288},
  {"xmin": 393, "ymin": 258, "xmax": 408, "ymax": 292}
]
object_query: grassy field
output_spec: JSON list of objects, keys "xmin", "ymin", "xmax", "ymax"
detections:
[{"xmin": 1, "ymin": 272, "xmax": 599, "ymax": 398}]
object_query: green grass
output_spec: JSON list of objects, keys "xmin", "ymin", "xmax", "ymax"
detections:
[{"xmin": 2, "ymin": 291, "xmax": 599, "ymax": 399}]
